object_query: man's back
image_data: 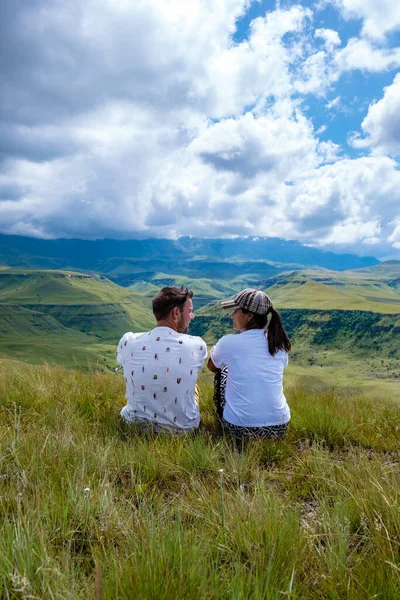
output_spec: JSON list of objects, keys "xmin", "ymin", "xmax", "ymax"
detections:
[{"xmin": 117, "ymin": 326, "xmax": 207, "ymax": 431}]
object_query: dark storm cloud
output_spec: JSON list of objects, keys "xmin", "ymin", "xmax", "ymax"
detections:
[
  {"xmin": 0, "ymin": 0, "xmax": 199, "ymax": 178},
  {"xmin": 0, "ymin": 124, "xmax": 78, "ymax": 163},
  {"xmin": 0, "ymin": 0, "xmax": 195, "ymax": 127},
  {"xmin": 296, "ymin": 196, "xmax": 347, "ymax": 233},
  {"xmin": 0, "ymin": 182, "xmax": 28, "ymax": 201},
  {"xmin": 199, "ymin": 149, "xmax": 277, "ymax": 178}
]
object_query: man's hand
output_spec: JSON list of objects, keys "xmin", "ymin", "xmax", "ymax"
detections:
[{"xmin": 207, "ymin": 357, "xmax": 218, "ymax": 372}]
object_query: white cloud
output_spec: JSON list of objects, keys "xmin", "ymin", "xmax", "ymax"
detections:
[
  {"xmin": 315, "ymin": 28, "xmax": 341, "ymax": 49},
  {"xmin": 323, "ymin": 219, "xmax": 381, "ymax": 245},
  {"xmin": 282, "ymin": 156, "xmax": 400, "ymax": 248},
  {"xmin": 328, "ymin": 0, "xmax": 400, "ymax": 40},
  {"xmin": 294, "ymin": 51, "xmax": 336, "ymax": 95},
  {"xmin": 389, "ymin": 217, "xmax": 400, "ymax": 248},
  {"xmin": 0, "ymin": 0, "xmax": 399, "ymax": 257},
  {"xmin": 190, "ymin": 108, "xmax": 318, "ymax": 179},
  {"xmin": 205, "ymin": 5, "xmax": 312, "ymax": 117},
  {"xmin": 351, "ymin": 73, "xmax": 400, "ymax": 155},
  {"xmin": 325, "ymin": 96, "xmax": 341, "ymax": 110},
  {"xmin": 335, "ymin": 38, "xmax": 400, "ymax": 73}
]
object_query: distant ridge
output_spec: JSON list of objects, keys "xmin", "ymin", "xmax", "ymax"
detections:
[{"xmin": 0, "ymin": 234, "xmax": 379, "ymax": 279}]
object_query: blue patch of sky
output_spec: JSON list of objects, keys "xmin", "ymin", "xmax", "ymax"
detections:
[
  {"xmin": 233, "ymin": 1, "xmax": 400, "ymax": 159},
  {"xmin": 303, "ymin": 69, "xmax": 398, "ymax": 158},
  {"xmin": 233, "ymin": 0, "xmax": 361, "ymax": 45},
  {"xmin": 233, "ymin": 0, "xmax": 275, "ymax": 43},
  {"xmin": 385, "ymin": 29, "xmax": 400, "ymax": 49}
]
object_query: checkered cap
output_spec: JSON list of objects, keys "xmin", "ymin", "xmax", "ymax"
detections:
[{"xmin": 220, "ymin": 288, "xmax": 273, "ymax": 315}]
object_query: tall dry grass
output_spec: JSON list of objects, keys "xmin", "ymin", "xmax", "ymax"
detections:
[{"xmin": 0, "ymin": 362, "xmax": 399, "ymax": 599}]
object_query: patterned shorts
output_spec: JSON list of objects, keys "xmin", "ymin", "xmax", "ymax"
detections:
[{"xmin": 213, "ymin": 366, "xmax": 289, "ymax": 440}]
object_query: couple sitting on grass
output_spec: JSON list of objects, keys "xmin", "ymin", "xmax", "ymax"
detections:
[{"xmin": 117, "ymin": 286, "xmax": 291, "ymax": 439}]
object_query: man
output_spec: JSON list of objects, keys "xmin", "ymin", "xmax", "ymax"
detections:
[{"xmin": 117, "ymin": 286, "xmax": 207, "ymax": 433}]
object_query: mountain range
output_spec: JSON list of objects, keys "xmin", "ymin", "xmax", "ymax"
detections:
[{"xmin": 0, "ymin": 234, "xmax": 379, "ymax": 287}]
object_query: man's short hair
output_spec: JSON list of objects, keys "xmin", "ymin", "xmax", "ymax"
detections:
[{"xmin": 152, "ymin": 286, "xmax": 193, "ymax": 321}]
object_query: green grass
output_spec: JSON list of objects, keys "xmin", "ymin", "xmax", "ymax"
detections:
[
  {"xmin": 0, "ymin": 305, "xmax": 116, "ymax": 369},
  {"xmin": 0, "ymin": 269, "xmax": 154, "ymax": 312},
  {"xmin": 0, "ymin": 362, "xmax": 399, "ymax": 598},
  {"xmin": 0, "ymin": 270, "xmax": 155, "ymax": 362},
  {"xmin": 264, "ymin": 265, "xmax": 400, "ymax": 314}
]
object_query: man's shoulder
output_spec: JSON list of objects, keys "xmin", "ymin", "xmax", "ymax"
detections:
[
  {"xmin": 118, "ymin": 331, "xmax": 148, "ymax": 349},
  {"xmin": 182, "ymin": 333, "xmax": 207, "ymax": 348},
  {"xmin": 183, "ymin": 332, "xmax": 205, "ymax": 343}
]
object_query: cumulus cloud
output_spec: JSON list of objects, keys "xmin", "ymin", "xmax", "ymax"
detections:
[
  {"xmin": 0, "ymin": 0, "xmax": 399, "ymax": 257},
  {"xmin": 335, "ymin": 38, "xmax": 400, "ymax": 73},
  {"xmin": 351, "ymin": 74, "xmax": 400, "ymax": 155},
  {"xmin": 191, "ymin": 109, "xmax": 318, "ymax": 179},
  {"xmin": 327, "ymin": 0, "xmax": 400, "ymax": 40},
  {"xmin": 204, "ymin": 5, "xmax": 312, "ymax": 117},
  {"xmin": 389, "ymin": 217, "xmax": 400, "ymax": 248},
  {"xmin": 284, "ymin": 156, "xmax": 400, "ymax": 245},
  {"xmin": 315, "ymin": 28, "xmax": 341, "ymax": 49}
]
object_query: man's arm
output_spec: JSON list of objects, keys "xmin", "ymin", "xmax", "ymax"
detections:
[
  {"xmin": 207, "ymin": 357, "xmax": 218, "ymax": 372},
  {"xmin": 207, "ymin": 338, "xmax": 225, "ymax": 372}
]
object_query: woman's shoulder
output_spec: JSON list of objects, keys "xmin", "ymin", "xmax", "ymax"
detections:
[{"xmin": 213, "ymin": 333, "xmax": 237, "ymax": 348}]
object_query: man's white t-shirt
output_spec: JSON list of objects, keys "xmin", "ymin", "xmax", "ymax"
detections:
[
  {"xmin": 117, "ymin": 327, "xmax": 207, "ymax": 431},
  {"xmin": 211, "ymin": 329, "xmax": 290, "ymax": 427}
]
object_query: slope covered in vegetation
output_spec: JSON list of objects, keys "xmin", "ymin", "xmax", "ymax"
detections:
[
  {"xmin": 0, "ymin": 361, "xmax": 398, "ymax": 598},
  {"xmin": 0, "ymin": 270, "xmax": 155, "ymax": 365}
]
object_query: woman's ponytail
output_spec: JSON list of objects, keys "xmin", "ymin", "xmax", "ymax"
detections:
[{"xmin": 267, "ymin": 307, "xmax": 291, "ymax": 356}]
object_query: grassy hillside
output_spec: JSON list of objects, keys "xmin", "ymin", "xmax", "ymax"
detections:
[
  {"xmin": 2, "ymin": 265, "xmax": 400, "ymax": 388},
  {"xmin": 0, "ymin": 305, "xmax": 113, "ymax": 368},
  {"xmin": 129, "ymin": 273, "xmax": 243, "ymax": 309},
  {"xmin": 190, "ymin": 308, "xmax": 400, "ymax": 400},
  {"xmin": 347, "ymin": 260, "xmax": 400, "ymax": 280},
  {"xmin": 0, "ymin": 361, "xmax": 398, "ymax": 598},
  {"xmin": 0, "ymin": 269, "xmax": 150, "ymax": 305},
  {"xmin": 192, "ymin": 309, "xmax": 400, "ymax": 362},
  {"xmin": 263, "ymin": 262, "xmax": 400, "ymax": 313},
  {"xmin": 0, "ymin": 269, "xmax": 155, "ymax": 366},
  {"xmin": 128, "ymin": 272, "xmax": 286, "ymax": 309}
]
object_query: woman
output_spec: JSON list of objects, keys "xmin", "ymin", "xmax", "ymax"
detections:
[{"xmin": 207, "ymin": 288, "xmax": 291, "ymax": 439}]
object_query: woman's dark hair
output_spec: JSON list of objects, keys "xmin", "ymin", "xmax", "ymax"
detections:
[
  {"xmin": 152, "ymin": 286, "xmax": 193, "ymax": 321},
  {"xmin": 242, "ymin": 307, "xmax": 291, "ymax": 356}
]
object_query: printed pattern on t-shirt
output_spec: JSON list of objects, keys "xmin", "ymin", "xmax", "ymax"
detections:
[{"xmin": 117, "ymin": 327, "xmax": 207, "ymax": 430}]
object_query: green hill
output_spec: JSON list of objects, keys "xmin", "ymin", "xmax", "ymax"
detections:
[
  {"xmin": 263, "ymin": 263, "xmax": 400, "ymax": 314},
  {"xmin": 129, "ymin": 272, "xmax": 242, "ymax": 308},
  {"xmin": 193, "ymin": 267, "xmax": 400, "ymax": 398},
  {"xmin": 0, "ymin": 269, "xmax": 150, "ymax": 304},
  {"xmin": 195, "ymin": 262, "xmax": 400, "ymax": 315},
  {"xmin": 2, "ymin": 263, "xmax": 400, "ymax": 393},
  {"xmin": 0, "ymin": 269, "xmax": 156, "ymax": 366},
  {"xmin": 0, "ymin": 305, "xmax": 112, "ymax": 368}
]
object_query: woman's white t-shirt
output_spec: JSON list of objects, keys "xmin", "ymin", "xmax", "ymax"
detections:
[{"xmin": 211, "ymin": 329, "xmax": 290, "ymax": 427}]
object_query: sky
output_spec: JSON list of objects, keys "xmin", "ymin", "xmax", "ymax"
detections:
[{"xmin": 1, "ymin": 0, "xmax": 400, "ymax": 259}]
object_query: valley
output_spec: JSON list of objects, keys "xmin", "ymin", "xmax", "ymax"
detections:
[
  {"xmin": 0, "ymin": 269, "xmax": 154, "ymax": 368},
  {"xmin": 1, "ymin": 255, "xmax": 399, "ymax": 399}
]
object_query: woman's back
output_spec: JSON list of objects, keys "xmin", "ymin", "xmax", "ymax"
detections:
[{"xmin": 211, "ymin": 329, "xmax": 290, "ymax": 427}]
